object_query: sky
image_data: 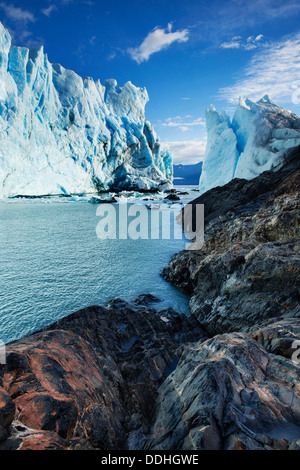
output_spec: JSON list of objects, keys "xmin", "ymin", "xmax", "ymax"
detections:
[{"xmin": 1, "ymin": 0, "xmax": 300, "ymax": 164}]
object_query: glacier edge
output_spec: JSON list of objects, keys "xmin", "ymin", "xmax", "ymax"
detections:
[
  {"xmin": 199, "ymin": 95, "xmax": 300, "ymax": 194},
  {"xmin": 0, "ymin": 22, "xmax": 172, "ymax": 198}
]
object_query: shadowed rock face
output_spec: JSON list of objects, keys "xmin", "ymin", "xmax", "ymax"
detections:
[
  {"xmin": 0, "ymin": 296, "xmax": 205, "ymax": 450},
  {"xmin": 184, "ymin": 146, "xmax": 300, "ymax": 226}
]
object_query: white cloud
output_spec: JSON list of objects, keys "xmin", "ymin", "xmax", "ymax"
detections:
[
  {"xmin": 220, "ymin": 40, "xmax": 241, "ymax": 49},
  {"xmin": 0, "ymin": 2, "xmax": 42, "ymax": 48},
  {"xmin": 41, "ymin": 4, "xmax": 58, "ymax": 17},
  {"xmin": 90, "ymin": 35, "xmax": 96, "ymax": 46},
  {"xmin": 160, "ymin": 115, "xmax": 205, "ymax": 131},
  {"xmin": 0, "ymin": 2, "xmax": 35, "ymax": 23},
  {"xmin": 220, "ymin": 34, "xmax": 263, "ymax": 50},
  {"xmin": 128, "ymin": 23, "xmax": 189, "ymax": 64},
  {"xmin": 219, "ymin": 32, "xmax": 300, "ymax": 104},
  {"xmin": 107, "ymin": 51, "xmax": 117, "ymax": 61},
  {"xmin": 164, "ymin": 139, "xmax": 207, "ymax": 165},
  {"xmin": 191, "ymin": 0, "xmax": 300, "ymax": 44}
]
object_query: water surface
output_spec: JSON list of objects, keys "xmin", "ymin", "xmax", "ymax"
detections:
[{"xmin": 0, "ymin": 189, "xmax": 198, "ymax": 343}]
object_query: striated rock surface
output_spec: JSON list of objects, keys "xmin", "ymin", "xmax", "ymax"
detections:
[
  {"xmin": 146, "ymin": 324, "xmax": 300, "ymax": 450},
  {"xmin": 0, "ymin": 296, "xmax": 205, "ymax": 450}
]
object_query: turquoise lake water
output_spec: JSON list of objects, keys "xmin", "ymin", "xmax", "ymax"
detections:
[{"xmin": 0, "ymin": 189, "xmax": 198, "ymax": 343}]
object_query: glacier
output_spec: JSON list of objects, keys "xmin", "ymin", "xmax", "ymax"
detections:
[
  {"xmin": 0, "ymin": 22, "xmax": 172, "ymax": 198},
  {"xmin": 199, "ymin": 95, "xmax": 300, "ymax": 194}
]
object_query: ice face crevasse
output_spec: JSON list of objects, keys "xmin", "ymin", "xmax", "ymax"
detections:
[
  {"xmin": 199, "ymin": 95, "xmax": 300, "ymax": 194},
  {"xmin": 0, "ymin": 22, "xmax": 173, "ymax": 197}
]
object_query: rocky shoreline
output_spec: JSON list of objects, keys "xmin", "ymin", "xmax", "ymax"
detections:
[
  {"xmin": 0, "ymin": 296, "xmax": 205, "ymax": 450},
  {"xmin": 0, "ymin": 153, "xmax": 299, "ymax": 450}
]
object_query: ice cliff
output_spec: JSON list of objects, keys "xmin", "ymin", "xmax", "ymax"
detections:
[
  {"xmin": 199, "ymin": 95, "xmax": 300, "ymax": 194},
  {"xmin": 0, "ymin": 22, "xmax": 172, "ymax": 197}
]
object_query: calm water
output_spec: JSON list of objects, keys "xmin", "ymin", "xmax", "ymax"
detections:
[{"xmin": 0, "ymin": 189, "xmax": 197, "ymax": 344}]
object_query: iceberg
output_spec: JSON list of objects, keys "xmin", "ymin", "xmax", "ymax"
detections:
[
  {"xmin": 199, "ymin": 95, "xmax": 300, "ymax": 194},
  {"xmin": 0, "ymin": 22, "xmax": 172, "ymax": 198}
]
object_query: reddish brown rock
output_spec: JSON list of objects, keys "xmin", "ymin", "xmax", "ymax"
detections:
[{"xmin": 0, "ymin": 297, "xmax": 205, "ymax": 450}]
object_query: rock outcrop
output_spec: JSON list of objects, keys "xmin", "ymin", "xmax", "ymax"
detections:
[
  {"xmin": 163, "ymin": 153, "xmax": 300, "ymax": 335},
  {"xmin": 146, "ymin": 324, "xmax": 300, "ymax": 450},
  {"xmin": 0, "ymin": 296, "xmax": 205, "ymax": 450},
  {"xmin": 151, "ymin": 152, "xmax": 300, "ymax": 450}
]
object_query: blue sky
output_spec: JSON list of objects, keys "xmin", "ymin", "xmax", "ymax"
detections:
[{"xmin": 1, "ymin": 0, "xmax": 300, "ymax": 163}]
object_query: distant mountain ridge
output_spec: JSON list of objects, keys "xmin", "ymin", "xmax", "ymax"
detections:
[{"xmin": 173, "ymin": 162, "xmax": 203, "ymax": 185}]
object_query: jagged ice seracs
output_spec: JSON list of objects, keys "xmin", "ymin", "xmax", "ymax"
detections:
[
  {"xmin": 0, "ymin": 22, "xmax": 173, "ymax": 198},
  {"xmin": 199, "ymin": 95, "xmax": 300, "ymax": 194}
]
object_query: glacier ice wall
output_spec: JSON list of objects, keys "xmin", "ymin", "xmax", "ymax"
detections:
[
  {"xmin": 199, "ymin": 95, "xmax": 300, "ymax": 194},
  {"xmin": 0, "ymin": 22, "xmax": 172, "ymax": 197}
]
